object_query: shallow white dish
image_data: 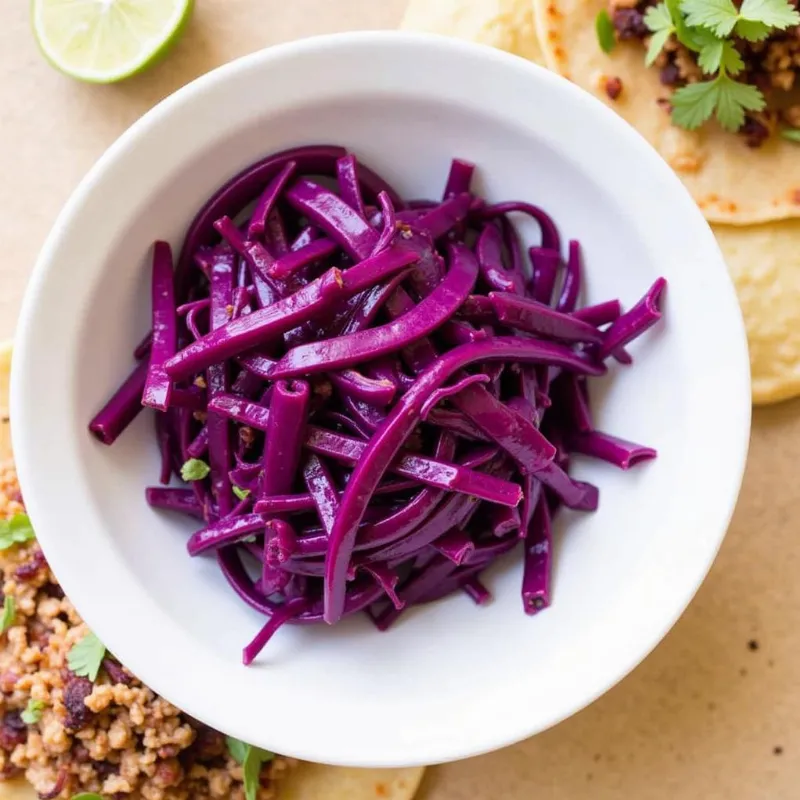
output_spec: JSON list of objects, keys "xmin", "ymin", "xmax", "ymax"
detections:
[{"xmin": 12, "ymin": 31, "xmax": 750, "ymax": 767}]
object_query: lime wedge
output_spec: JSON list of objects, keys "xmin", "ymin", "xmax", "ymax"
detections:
[{"xmin": 32, "ymin": 0, "xmax": 193, "ymax": 84}]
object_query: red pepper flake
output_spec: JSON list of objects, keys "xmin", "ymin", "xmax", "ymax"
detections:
[{"xmin": 605, "ymin": 77, "xmax": 623, "ymax": 101}]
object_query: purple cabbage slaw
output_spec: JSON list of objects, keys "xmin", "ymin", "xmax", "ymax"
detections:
[{"xmin": 88, "ymin": 146, "xmax": 666, "ymax": 664}]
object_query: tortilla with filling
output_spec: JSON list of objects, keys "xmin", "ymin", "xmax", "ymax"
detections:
[
  {"xmin": 401, "ymin": 0, "xmax": 544, "ymax": 63},
  {"xmin": 0, "ymin": 341, "xmax": 425, "ymax": 800},
  {"xmin": 531, "ymin": 0, "xmax": 800, "ymax": 225}
]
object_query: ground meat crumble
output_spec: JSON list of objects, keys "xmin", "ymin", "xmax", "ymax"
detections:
[
  {"xmin": 609, "ymin": 0, "xmax": 800, "ymax": 145},
  {"xmin": 0, "ymin": 460, "xmax": 295, "ymax": 800}
]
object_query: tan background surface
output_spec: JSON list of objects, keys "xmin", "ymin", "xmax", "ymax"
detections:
[{"xmin": 1, "ymin": 2, "xmax": 797, "ymax": 798}]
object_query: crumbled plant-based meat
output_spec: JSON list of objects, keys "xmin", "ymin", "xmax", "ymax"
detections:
[
  {"xmin": 608, "ymin": 0, "xmax": 800, "ymax": 144},
  {"xmin": 612, "ymin": 7, "xmax": 649, "ymax": 39},
  {"xmin": 0, "ymin": 459, "xmax": 295, "ymax": 799},
  {"xmin": 605, "ymin": 76, "xmax": 624, "ymax": 99},
  {"xmin": 741, "ymin": 117, "xmax": 771, "ymax": 147},
  {"xmin": 102, "ymin": 658, "xmax": 133, "ymax": 687}
]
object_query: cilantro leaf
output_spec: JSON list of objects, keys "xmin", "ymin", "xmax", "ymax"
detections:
[
  {"xmin": 71, "ymin": 795, "xmax": 105, "ymax": 800},
  {"xmin": 232, "ymin": 486, "xmax": 251, "ymax": 502},
  {"xmin": 734, "ymin": 18, "xmax": 772, "ymax": 39},
  {"xmin": 645, "ymin": 2, "xmax": 674, "ymax": 32},
  {"xmin": 0, "ymin": 597, "xmax": 15, "ymax": 634},
  {"xmin": 21, "ymin": 698, "xmax": 45, "ymax": 725},
  {"xmin": 67, "ymin": 632, "xmax": 106, "ymax": 681},
  {"xmin": 739, "ymin": 0, "xmax": 800, "ymax": 28},
  {"xmin": 644, "ymin": 0, "xmax": 681, "ymax": 64},
  {"xmin": 181, "ymin": 458, "xmax": 210, "ymax": 482},
  {"xmin": 0, "ymin": 513, "xmax": 36, "ymax": 551},
  {"xmin": 646, "ymin": 28, "xmax": 673, "ymax": 65},
  {"xmin": 681, "ymin": 0, "xmax": 739, "ymax": 36},
  {"xmin": 595, "ymin": 9, "xmax": 616, "ymax": 54},
  {"xmin": 781, "ymin": 127, "xmax": 800, "ymax": 142},
  {"xmin": 715, "ymin": 74, "xmax": 765, "ymax": 130},
  {"xmin": 226, "ymin": 737, "xmax": 274, "ymax": 800},
  {"xmin": 226, "ymin": 736, "xmax": 248, "ymax": 765},
  {"xmin": 671, "ymin": 79, "xmax": 721, "ymax": 129},
  {"xmin": 720, "ymin": 41, "xmax": 746, "ymax": 74},
  {"xmin": 698, "ymin": 38, "xmax": 744, "ymax": 74},
  {"xmin": 697, "ymin": 39, "xmax": 724, "ymax": 73},
  {"xmin": 667, "ymin": 0, "xmax": 703, "ymax": 50}
]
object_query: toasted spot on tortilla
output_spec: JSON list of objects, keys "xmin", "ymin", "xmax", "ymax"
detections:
[
  {"xmin": 792, "ymin": 189, "xmax": 800, "ymax": 204},
  {"xmin": 376, "ymin": 783, "xmax": 389, "ymax": 797},
  {"xmin": 671, "ymin": 153, "xmax": 703, "ymax": 173}
]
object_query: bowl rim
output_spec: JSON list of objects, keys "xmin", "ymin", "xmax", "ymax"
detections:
[{"xmin": 11, "ymin": 30, "xmax": 751, "ymax": 767}]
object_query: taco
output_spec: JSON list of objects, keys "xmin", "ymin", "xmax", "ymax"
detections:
[
  {"xmin": 531, "ymin": 0, "xmax": 800, "ymax": 225},
  {"xmin": 0, "ymin": 342, "xmax": 424, "ymax": 800}
]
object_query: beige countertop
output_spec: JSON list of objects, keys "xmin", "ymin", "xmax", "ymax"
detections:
[{"xmin": 1, "ymin": 2, "xmax": 797, "ymax": 798}]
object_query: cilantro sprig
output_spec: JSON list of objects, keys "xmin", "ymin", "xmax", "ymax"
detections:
[
  {"xmin": 67, "ymin": 631, "xmax": 106, "ymax": 681},
  {"xmin": 226, "ymin": 736, "xmax": 275, "ymax": 800},
  {"xmin": 633, "ymin": 0, "xmax": 800, "ymax": 132}
]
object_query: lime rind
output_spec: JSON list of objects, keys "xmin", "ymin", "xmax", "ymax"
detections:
[{"xmin": 31, "ymin": 0, "xmax": 194, "ymax": 84}]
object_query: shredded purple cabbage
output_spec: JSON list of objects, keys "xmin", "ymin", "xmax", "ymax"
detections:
[{"xmin": 88, "ymin": 147, "xmax": 665, "ymax": 664}]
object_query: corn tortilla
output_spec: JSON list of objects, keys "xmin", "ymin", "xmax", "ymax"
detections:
[{"xmin": 531, "ymin": 0, "xmax": 800, "ymax": 225}]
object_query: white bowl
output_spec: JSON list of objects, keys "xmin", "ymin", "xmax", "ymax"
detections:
[{"xmin": 12, "ymin": 32, "xmax": 750, "ymax": 767}]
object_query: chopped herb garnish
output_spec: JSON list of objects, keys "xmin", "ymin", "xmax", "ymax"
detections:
[
  {"xmin": 226, "ymin": 737, "xmax": 275, "ymax": 800},
  {"xmin": 595, "ymin": 9, "xmax": 617, "ymax": 53},
  {"xmin": 21, "ymin": 698, "xmax": 45, "ymax": 724},
  {"xmin": 672, "ymin": 72, "xmax": 764, "ymax": 131},
  {"xmin": 232, "ymin": 485, "xmax": 251, "ymax": 502},
  {"xmin": 0, "ymin": 596, "xmax": 15, "ymax": 634},
  {"xmin": 681, "ymin": 0, "xmax": 740, "ymax": 37},
  {"xmin": 67, "ymin": 632, "xmax": 106, "ymax": 681},
  {"xmin": 0, "ymin": 513, "xmax": 35, "ymax": 551},
  {"xmin": 71, "ymin": 794, "xmax": 105, "ymax": 800},
  {"xmin": 638, "ymin": 0, "xmax": 799, "ymax": 132},
  {"xmin": 643, "ymin": 3, "xmax": 675, "ymax": 65},
  {"xmin": 781, "ymin": 127, "xmax": 800, "ymax": 142},
  {"xmin": 181, "ymin": 458, "xmax": 210, "ymax": 482}
]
